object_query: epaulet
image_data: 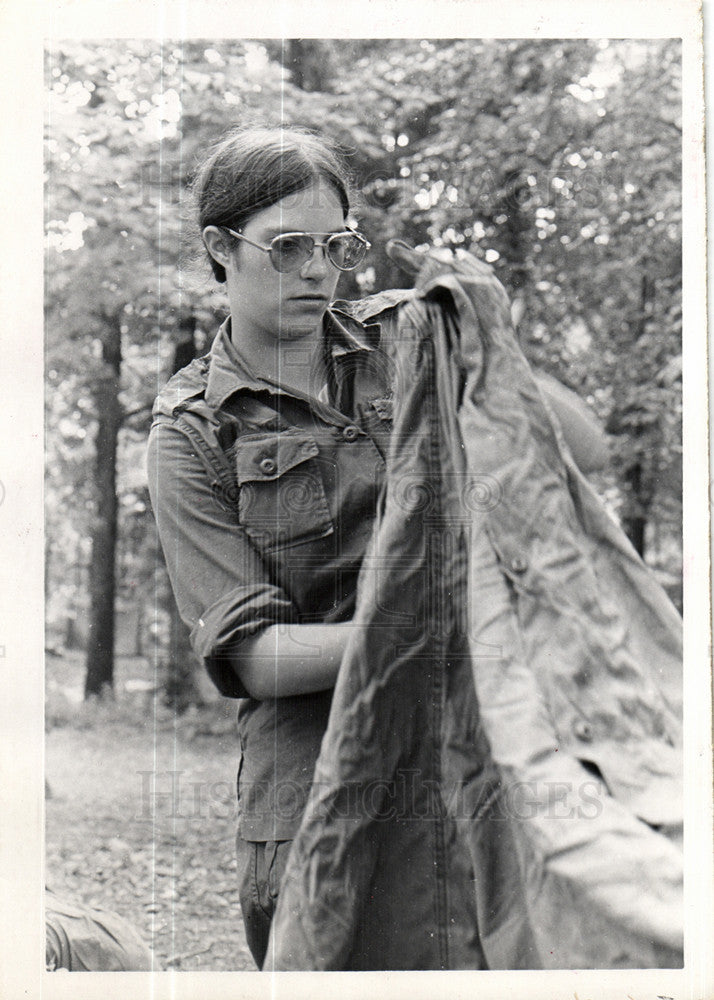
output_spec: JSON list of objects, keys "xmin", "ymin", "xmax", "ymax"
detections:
[{"xmin": 152, "ymin": 355, "xmax": 212, "ymax": 419}]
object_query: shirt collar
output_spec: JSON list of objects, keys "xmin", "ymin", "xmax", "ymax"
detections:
[{"xmin": 205, "ymin": 307, "xmax": 377, "ymax": 411}]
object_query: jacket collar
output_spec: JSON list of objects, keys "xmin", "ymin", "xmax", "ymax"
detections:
[{"xmin": 204, "ymin": 307, "xmax": 377, "ymax": 411}]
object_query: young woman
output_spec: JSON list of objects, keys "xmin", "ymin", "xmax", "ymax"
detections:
[
  {"xmin": 148, "ymin": 126, "xmax": 392, "ymax": 967},
  {"xmin": 148, "ymin": 124, "xmax": 610, "ymax": 968}
]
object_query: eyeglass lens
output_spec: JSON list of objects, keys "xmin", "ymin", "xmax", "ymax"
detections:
[{"xmin": 270, "ymin": 233, "xmax": 366, "ymax": 272}]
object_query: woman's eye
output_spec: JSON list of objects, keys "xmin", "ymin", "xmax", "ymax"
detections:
[{"xmin": 277, "ymin": 237, "xmax": 304, "ymax": 254}]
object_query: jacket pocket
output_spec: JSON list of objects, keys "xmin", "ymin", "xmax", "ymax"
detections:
[{"xmin": 234, "ymin": 430, "xmax": 334, "ymax": 552}]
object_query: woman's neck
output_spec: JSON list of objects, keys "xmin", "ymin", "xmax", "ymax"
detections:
[{"xmin": 231, "ymin": 320, "xmax": 327, "ymax": 399}]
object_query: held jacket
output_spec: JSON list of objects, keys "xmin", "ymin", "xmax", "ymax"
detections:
[{"xmin": 266, "ymin": 244, "xmax": 683, "ymax": 970}]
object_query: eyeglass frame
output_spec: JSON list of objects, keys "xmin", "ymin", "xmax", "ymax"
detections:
[{"xmin": 222, "ymin": 226, "xmax": 371, "ymax": 273}]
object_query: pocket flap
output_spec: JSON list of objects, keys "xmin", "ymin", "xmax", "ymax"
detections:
[{"xmin": 234, "ymin": 431, "xmax": 320, "ymax": 484}]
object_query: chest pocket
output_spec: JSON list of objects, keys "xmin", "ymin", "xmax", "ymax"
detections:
[{"xmin": 233, "ymin": 430, "xmax": 334, "ymax": 552}]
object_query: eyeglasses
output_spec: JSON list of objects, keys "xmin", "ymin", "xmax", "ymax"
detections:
[{"xmin": 224, "ymin": 227, "xmax": 370, "ymax": 273}]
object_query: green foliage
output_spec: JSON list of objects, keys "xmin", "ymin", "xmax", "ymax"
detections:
[{"xmin": 44, "ymin": 38, "xmax": 683, "ymax": 677}]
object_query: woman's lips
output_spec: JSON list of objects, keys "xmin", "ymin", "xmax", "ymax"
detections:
[{"xmin": 289, "ymin": 295, "xmax": 329, "ymax": 308}]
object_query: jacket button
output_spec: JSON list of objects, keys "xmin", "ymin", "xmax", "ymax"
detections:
[
  {"xmin": 573, "ymin": 719, "xmax": 593, "ymax": 743},
  {"xmin": 259, "ymin": 457, "xmax": 277, "ymax": 475},
  {"xmin": 510, "ymin": 555, "xmax": 528, "ymax": 574},
  {"xmin": 342, "ymin": 425, "xmax": 360, "ymax": 441}
]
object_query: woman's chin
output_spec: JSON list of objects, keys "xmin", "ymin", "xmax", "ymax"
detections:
[{"xmin": 277, "ymin": 320, "xmax": 324, "ymax": 341}]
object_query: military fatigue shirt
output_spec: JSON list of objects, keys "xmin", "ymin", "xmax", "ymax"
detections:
[{"xmin": 148, "ymin": 304, "xmax": 397, "ymax": 839}]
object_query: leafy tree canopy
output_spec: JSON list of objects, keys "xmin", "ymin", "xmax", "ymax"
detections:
[{"xmin": 44, "ymin": 38, "xmax": 682, "ymax": 689}]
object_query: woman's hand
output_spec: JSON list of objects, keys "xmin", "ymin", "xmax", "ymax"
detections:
[{"xmin": 233, "ymin": 622, "xmax": 354, "ymax": 699}]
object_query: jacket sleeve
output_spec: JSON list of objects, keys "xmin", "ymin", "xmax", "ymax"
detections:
[
  {"xmin": 533, "ymin": 369, "xmax": 610, "ymax": 474},
  {"xmin": 146, "ymin": 419, "xmax": 297, "ymax": 698}
]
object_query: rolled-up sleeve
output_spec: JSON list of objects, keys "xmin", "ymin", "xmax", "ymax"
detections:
[{"xmin": 147, "ymin": 419, "xmax": 297, "ymax": 697}]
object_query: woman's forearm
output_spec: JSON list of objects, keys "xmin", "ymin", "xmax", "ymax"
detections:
[{"xmin": 233, "ymin": 622, "xmax": 353, "ymax": 699}]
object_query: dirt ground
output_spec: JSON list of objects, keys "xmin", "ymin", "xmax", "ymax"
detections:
[{"xmin": 45, "ymin": 652, "xmax": 255, "ymax": 971}]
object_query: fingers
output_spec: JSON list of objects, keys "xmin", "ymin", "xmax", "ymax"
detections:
[{"xmin": 385, "ymin": 239, "xmax": 425, "ymax": 275}]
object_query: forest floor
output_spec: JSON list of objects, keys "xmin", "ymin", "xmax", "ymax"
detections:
[{"xmin": 45, "ymin": 650, "xmax": 255, "ymax": 971}]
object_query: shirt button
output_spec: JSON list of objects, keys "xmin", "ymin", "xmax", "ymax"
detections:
[
  {"xmin": 510, "ymin": 555, "xmax": 528, "ymax": 574},
  {"xmin": 573, "ymin": 719, "xmax": 594, "ymax": 743},
  {"xmin": 259, "ymin": 457, "xmax": 277, "ymax": 475},
  {"xmin": 342, "ymin": 425, "xmax": 360, "ymax": 442}
]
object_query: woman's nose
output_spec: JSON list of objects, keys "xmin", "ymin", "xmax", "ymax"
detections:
[{"xmin": 300, "ymin": 244, "xmax": 330, "ymax": 278}]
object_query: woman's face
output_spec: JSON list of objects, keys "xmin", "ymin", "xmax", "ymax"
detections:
[{"xmin": 224, "ymin": 178, "xmax": 345, "ymax": 345}]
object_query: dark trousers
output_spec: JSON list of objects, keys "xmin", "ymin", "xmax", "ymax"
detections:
[{"xmin": 236, "ymin": 835, "xmax": 292, "ymax": 969}]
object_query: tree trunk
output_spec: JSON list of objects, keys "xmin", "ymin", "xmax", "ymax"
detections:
[
  {"xmin": 621, "ymin": 273, "xmax": 656, "ymax": 560},
  {"xmin": 285, "ymin": 39, "xmax": 332, "ymax": 92},
  {"xmin": 497, "ymin": 168, "xmax": 529, "ymax": 296},
  {"xmin": 84, "ymin": 312, "xmax": 122, "ymax": 698},
  {"xmin": 622, "ymin": 461, "xmax": 647, "ymax": 557}
]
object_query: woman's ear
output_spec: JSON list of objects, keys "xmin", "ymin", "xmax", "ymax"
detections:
[{"xmin": 202, "ymin": 226, "xmax": 235, "ymax": 270}]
